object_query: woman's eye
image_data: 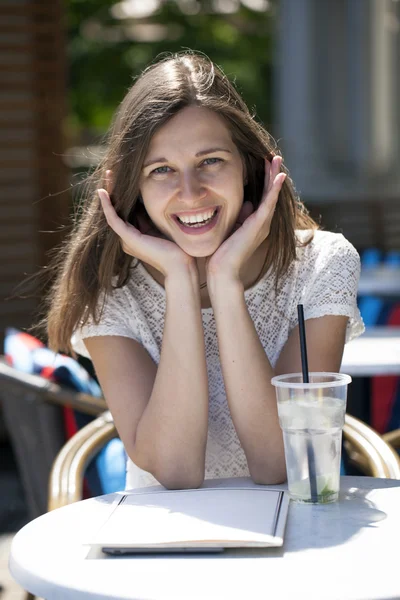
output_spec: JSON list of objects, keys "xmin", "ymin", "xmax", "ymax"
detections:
[
  {"xmin": 151, "ymin": 166, "xmax": 171, "ymax": 175},
  {"xmin": 202, "ymin": 157, "xmax": 222, "ymax": 166}
]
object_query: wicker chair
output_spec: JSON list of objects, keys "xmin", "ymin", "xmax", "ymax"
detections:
[
  {"xmin": 0, "ymin": 359, "xmax": 106, "ymax": 519},
  {"xmin": 344, "ymin": 414, "xmax": 400, "ymax": 479},
  {"xmin": 382, "ymin": 428, "xmax": 400, "ymax": 466},
  {"xmin": 47, "ymin": 411, "xmax": 400, "ymax": 512},
  {"xmin": 48, "ymin": 410, "xmax": 117, "ymax": 510}
]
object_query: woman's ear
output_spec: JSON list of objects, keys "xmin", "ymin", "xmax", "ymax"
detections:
[{"xmin": 105, "ymin": 169, "xmax": 114, "ymax": 195}]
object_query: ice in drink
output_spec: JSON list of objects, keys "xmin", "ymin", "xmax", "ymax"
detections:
[{"xmin": 278, "ymin": 397, "xmax": 345, "ymax": 503}]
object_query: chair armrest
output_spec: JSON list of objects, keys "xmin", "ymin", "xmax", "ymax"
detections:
[
  {"xmin": 0, "ymin": 360, "xmax": 106, "ymax": 415},
  {"xmin": 48, "ymin": 411, "xmax": 118, "ymax": 511},
  {"xmin": 382, "ymin": 429, "xmax": 400, "ymax": 448},
  {"xmin": 344, "ymin": 414, "xmax": 400, "ymax": 479}
]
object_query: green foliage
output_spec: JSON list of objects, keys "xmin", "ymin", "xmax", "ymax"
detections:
[{"xmin": 67, "ymin": 0, "xmax": 276, "ymax": 144}]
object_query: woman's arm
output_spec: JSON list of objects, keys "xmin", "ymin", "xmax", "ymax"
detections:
[
  {"xmin": 87, "ymin": 187, "xmax": 209, "ymax": 489},
  {"xmin": 85, "ymin": 266, "xmax": 209, "ymax": 490},
  {"xmin": 210, "ymin": 278, "xmax": 283, "ymax": 485},
  {"xmin": 211, "ymin": 277, "xmax": 348, "ymax": 485}
]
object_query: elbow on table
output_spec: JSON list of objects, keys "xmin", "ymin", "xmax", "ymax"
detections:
[
  {"xmin": 249, "ymin": 464, "xmax": 287, "ymax": 486},
  {"xmin": 128, "ymin": 443, "xmax": 205, "ymax": 490},
  {"xmin": 160, "ymin": 475, "xmax": 204, "ymax": 490},
  {"xmin": 252, "ymin": 474, "xmax": 287, "ymax": 486},
  {"xmin": 155, "ymin": 467, "xmax": 205, "ymax": 490}
]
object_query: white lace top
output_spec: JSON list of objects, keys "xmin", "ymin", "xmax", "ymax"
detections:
[{"xmin": 72, "ymin": 230, "xmax": 365, "ymax": 490}]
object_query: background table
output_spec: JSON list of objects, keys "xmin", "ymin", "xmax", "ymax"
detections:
[
  {"xmin": 340, "ymin": 326, "xmax": 400, "ymax": 423},
  {"xmin": 358, "ymin": 268, "xmax": 400, "ymax": 297},
  {"xmin": 9, "ymin": 477, "xmax": 400, "ymax": 600},
  {"xmin": 341, "ymin": 326, "xmax": 400, "ymax": 377}
]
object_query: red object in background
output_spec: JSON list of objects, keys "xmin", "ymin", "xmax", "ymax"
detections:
[
  {"xmin": 371, "ymin": 305, "xmax": 400, "ymax": 433},
  {"xmin": 63, "ymin": 407, "xmax": 78, "ymax": 439},
  {"xmin": 372, "ymin": 378, "xmax": 398, "ymax": 433},
  {"xmin": 40, "ymin": 365, "xmax": 78, "ymax": 440}
]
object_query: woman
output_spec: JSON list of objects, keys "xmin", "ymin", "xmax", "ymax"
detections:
[{"xmin": 47, "ymin": 52, "xmax": 364, "ymax": 490}]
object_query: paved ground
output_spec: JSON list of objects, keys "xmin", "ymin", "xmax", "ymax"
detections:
[{"xmin": 0, "ymin": 442, "xmax": 30, "ymax": 600}]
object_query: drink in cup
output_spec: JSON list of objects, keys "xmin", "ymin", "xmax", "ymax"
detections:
[{"xmin": 271, "ymin": 373, "xmax": 351, "ymax": 503}]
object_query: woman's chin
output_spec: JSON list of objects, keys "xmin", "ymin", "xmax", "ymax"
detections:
[{"xmin": 179, "ymin": 242, "xmax": 221, "ymax": 258}]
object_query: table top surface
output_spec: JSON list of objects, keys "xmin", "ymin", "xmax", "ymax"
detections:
[
  {"xmin": 341, "ymin": 326, "xmax": 400, "ymax": 376},
  {"xmin": 9, "ymin": 476, "xmax": 400, "ymax": 600}
]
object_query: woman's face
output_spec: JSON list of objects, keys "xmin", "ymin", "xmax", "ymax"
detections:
[{"xmin": 139, "ymin": 106, "xmax": 246, "ymax": 257}]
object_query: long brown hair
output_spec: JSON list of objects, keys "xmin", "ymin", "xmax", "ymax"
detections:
[{"xmin": 46, "ymin": 51, "xmax": 317, "ymax": 353}]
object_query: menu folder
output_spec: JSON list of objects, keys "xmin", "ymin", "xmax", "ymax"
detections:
[{"xmin": 88, "ymin": 487, "xmax": 290, "ymax": 555}]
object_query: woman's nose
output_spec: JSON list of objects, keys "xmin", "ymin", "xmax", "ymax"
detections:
[{"xmin": 178, "ymin": 171, "xmax": 206, "ymax": 204}]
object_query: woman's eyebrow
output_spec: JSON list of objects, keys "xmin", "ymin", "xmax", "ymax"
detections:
[
  {"xmin": 143, "ymin": 157, "xmax": 168, "ymax": 168},
  {"xmin": 196, "ymin": 147, "xmax": 232, "ymax": 157},
  {"xmin": 143, "ymin": 147, "xmax": 232, "ymax": 169}
]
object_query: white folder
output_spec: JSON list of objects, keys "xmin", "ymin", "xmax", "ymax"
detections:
[{"xmin": 87, "ymin": 487, "xmax": 290, "ymax": 554}]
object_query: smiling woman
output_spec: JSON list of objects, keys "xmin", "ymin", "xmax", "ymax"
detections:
[
  {"xmin": 139, "ymin": 106, "xmax": 246, "ymax": 263},
  {"xmin": 44, "ymin": 52, "xmax": 364, "ymax": 490}
]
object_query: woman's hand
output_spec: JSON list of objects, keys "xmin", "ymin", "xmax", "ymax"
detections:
[
  {"xmin": 206, "ymin": 156, "xmax": 286, "ymax": 285},
  {"xmin": 98, "ymin": 186, "xmax": 195, "ymax": 278}
]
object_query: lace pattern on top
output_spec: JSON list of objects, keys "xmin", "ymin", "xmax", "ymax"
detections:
[{"xmin": 72, "ymin": 230, "xmax": 365, "ymax": 490}]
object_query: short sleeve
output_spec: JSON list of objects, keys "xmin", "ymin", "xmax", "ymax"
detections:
[
  {"xmin": 72, "ymin": 285, "xmax": 142, "ymax": 359},
  {"xmin": 296, "ymin": 233, "xmax": 365, "ymax": 343}
]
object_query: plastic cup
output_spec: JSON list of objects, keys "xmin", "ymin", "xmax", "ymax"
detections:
[{"xmin": 271, "ymin": 372, "xmax": 352, "ymax": 504}]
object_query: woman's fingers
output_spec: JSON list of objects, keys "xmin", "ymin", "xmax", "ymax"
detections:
[
  {"xmin": 98, "ymin": 189, "xmax": 133, "ymax": 240},
  {"xmin": 264, "ymin": 172, "xmax": 286, "ymax": 218},
  {"xmin": 99, "ymin": 189, "xmax": 193, "ymax": 277},
  {"xmin": 260, "ymin": 156, "xmax": 286, "ymax": 214},
  {"xmin": 104, "ymin": 170, "xmax": 114, "ymax": 195},
  {"xmin": 264, "ymin": 156, "xmax": 282, "ymax": 196}
]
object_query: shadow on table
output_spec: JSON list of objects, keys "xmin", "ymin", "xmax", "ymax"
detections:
[
  {"xmin": 280, "ymin": 485, "xmax": 391, "ymax": 554},
  {"xmin": 220, "ymin": 483, "xmax": 396, "ymax": 559}
]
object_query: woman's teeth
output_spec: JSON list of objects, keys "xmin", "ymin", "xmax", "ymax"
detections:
[{"xmin": 177, "ymin": 209, "xmax": 217, "ymax": 228}]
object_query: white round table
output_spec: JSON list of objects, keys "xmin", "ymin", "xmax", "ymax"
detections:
[{"xmin": 9, "ymin": 477, "xmax": 400, "ymax": 600}]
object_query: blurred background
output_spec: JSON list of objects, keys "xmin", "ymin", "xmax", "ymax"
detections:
[
  {"xmin": 1, "ymin": 0, "xmax": 400, "ymax": 346},
  {"xmin": 0, "ymin": 0, "xmax": 400, "ymax": 596}
]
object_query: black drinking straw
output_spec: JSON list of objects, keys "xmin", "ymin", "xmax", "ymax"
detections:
[{"xmin": 297, "ymin": 304, "xmax": 318, "ymax": 502}]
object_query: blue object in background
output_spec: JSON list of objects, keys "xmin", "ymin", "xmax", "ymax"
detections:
[
  {"xmin": 375, "ymin": 251, "xmax": 400, "ymax": 325},
  {"xmin": 357, "ymin": 248, "xmax": 400, "ymax": 326},
  {"xmin": 358, "ymin": 248, "xmax": 384, "ymax": 326},
  {"xmin": 360, "ymin": 248, "xmax": 382, "ymax": 268},
  {"xmin": 358, "ymin": 297, "xmax": 384, "ymax": 326},
  {"xmin": 97, "ymin": 439, "xmax": 127, "ymax": 495},
  {"xmin": 385, "ymin": 251, "xmax": 400, "ymax": 267}
]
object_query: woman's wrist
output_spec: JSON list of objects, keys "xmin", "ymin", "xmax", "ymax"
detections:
[
  {"xmin": 207, "ymin": 274, "xmax": 244, "ymax": 308},
  {"xmin": 164, "ymin": 262, "xmax": 201, "ymax": 301}
]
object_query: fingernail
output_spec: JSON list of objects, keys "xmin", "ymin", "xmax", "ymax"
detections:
[{"xmin": 97, "ymin": 189, "xmax": 108, "ymax": 201}]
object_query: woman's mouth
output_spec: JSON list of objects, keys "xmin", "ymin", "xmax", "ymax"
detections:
[{"xmin": 173, "ymin": 207, "xmax": 220, "ymax": 235}]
